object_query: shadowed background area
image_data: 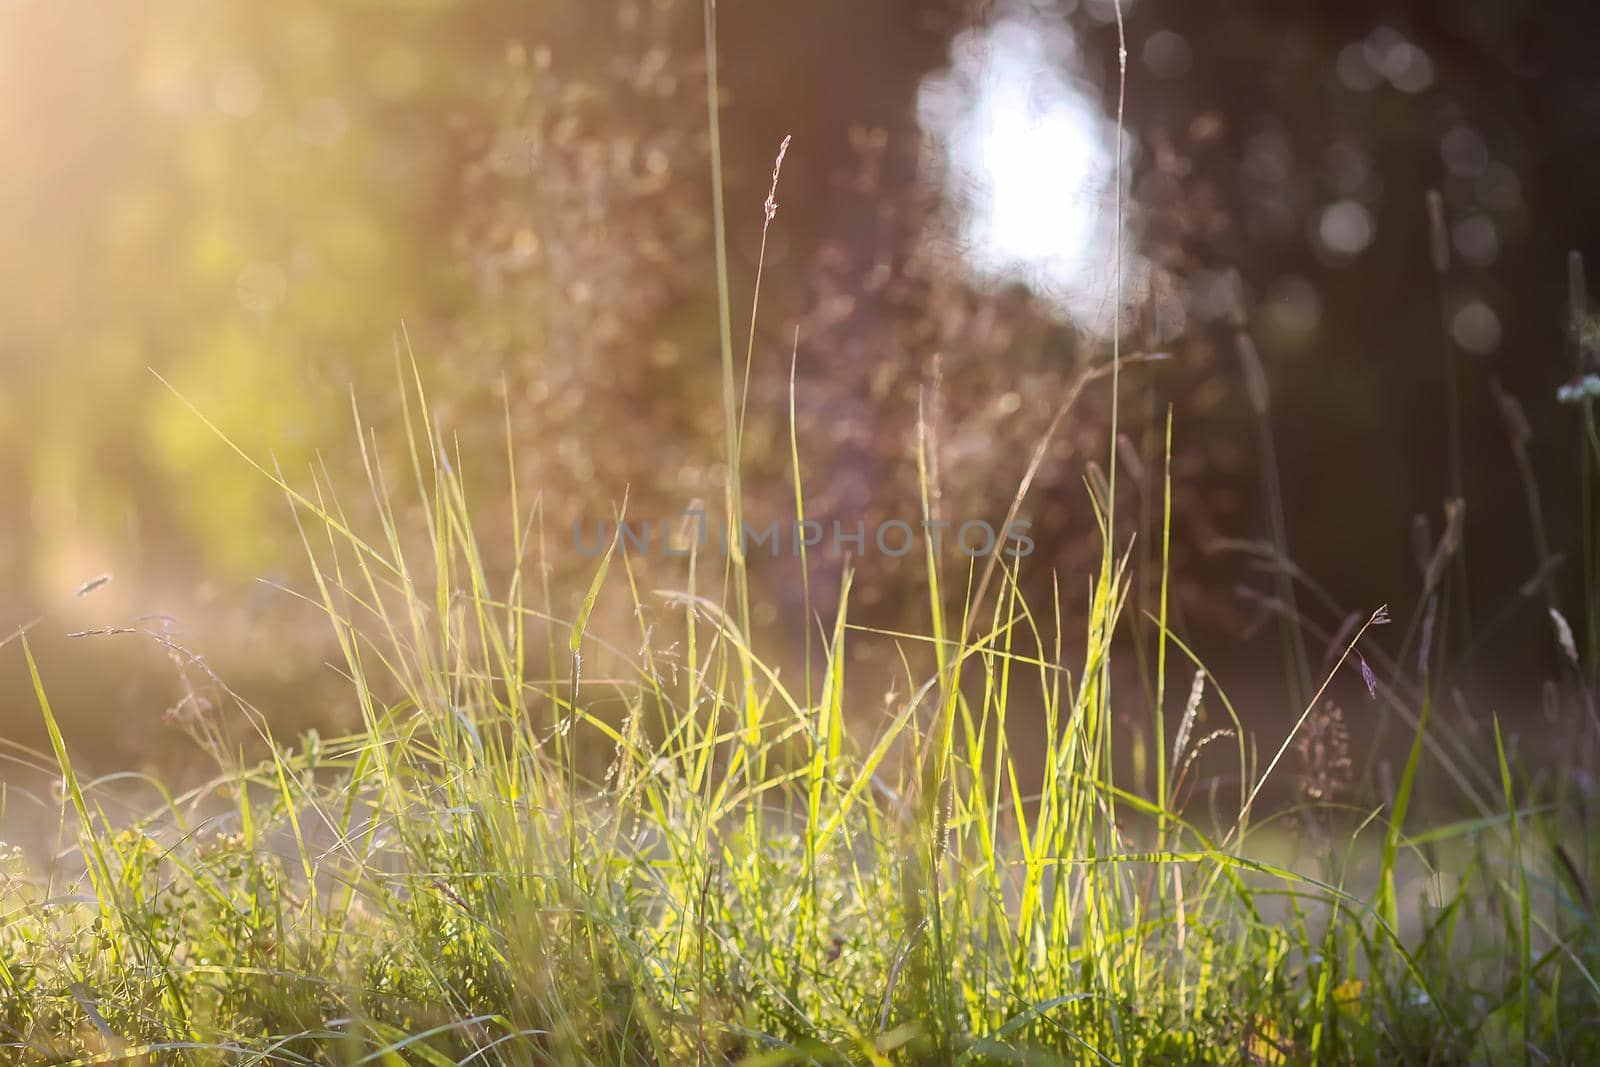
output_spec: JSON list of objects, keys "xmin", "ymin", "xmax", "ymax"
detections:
[{"xmin": 1, "ymin": 0, "xmax": 1598, "ymax": 788}]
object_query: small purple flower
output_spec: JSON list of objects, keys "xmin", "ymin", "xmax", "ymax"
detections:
[{"xmin": 1358, "ymin": 654, "xmax": 1377, "ymax": 699}]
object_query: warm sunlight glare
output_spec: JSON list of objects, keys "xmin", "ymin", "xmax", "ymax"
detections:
[{"xmin": 919, "ymin": 3, "xmax": 1141, "ymax": 334}]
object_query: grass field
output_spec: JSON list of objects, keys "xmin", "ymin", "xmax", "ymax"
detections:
[
  {"xmin": 3, "ymin": 4, "xmax": 1600, "ymax": 1063},
  {"xmin": 4, "ymin": 324, "xmax": 1597, "ymax": 1063}
]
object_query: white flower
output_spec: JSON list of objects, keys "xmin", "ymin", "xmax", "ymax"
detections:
[
  {"xmin": 1557, "ymin": 374, "xmax": 1600, "ymax": 404},
  {"xmin": 1551, "ymin": 608, "xmax": 1580, "ymax": 667}
]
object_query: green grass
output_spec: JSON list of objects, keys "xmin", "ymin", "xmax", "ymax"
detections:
[
  {"xmin": 0, "ymin": 342, "xmax": 1595, "ymax": 1062},
  {"xmin": 3, "ymin": 4, "xmax": 1599, "ymax": 1062}
]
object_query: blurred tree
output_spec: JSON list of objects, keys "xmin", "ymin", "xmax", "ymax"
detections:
[{"xmin": 5, "ymin": 0, "xmax": 1597, "ymax": 767}]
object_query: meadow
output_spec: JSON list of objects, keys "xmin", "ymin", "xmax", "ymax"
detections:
[{"xmin": 3, "ymin": 3, "xmax": 1599, "ymax": 1064}]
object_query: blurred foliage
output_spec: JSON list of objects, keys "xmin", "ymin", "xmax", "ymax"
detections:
[
  {"xmin": 1, "ymin": 2, "xmax": 471, "ymax": 594},
  {"xmin": 3, "ymin": 0, "xmax": 1600, "ymax": 770},
  {"xmin": 0, "ymin": 0, "xmax": 512, "ymax": 761},
  {"xmin": 0, "ymin": 0, "xmax": 1155, "ymax": 756}
]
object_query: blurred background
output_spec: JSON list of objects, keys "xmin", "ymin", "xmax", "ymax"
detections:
[{"xmin": 1, "ymin": 0, "xmax": 1597, "ymax": 789}]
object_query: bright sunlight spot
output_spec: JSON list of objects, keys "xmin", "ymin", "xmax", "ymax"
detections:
[{"xmin": 919, "ymin": 2, "xmax": 1142, "ymax": 334}]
